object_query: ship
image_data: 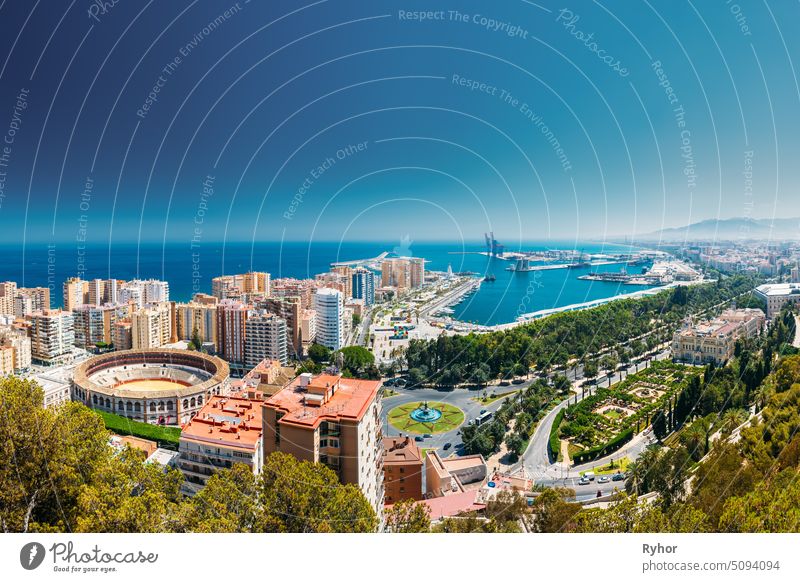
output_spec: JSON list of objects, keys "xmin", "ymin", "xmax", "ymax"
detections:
[{"xmin": 484, "ymin": 273, "xmax": 496, "ymax": 282}]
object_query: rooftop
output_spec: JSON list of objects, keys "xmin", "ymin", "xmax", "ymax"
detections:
[
  {"xmin": 756, "ymin": 283, "xmax": 800, "ymax": 296},
  {"xmin": 264, "ymin": 373, "xmax": 380, "ymax": 429},
  {"xmin": 181, "ymin": 395, "xmax": 262, "ymax": 449},
  {"xmin": 383, "ymin": 436, "xmax": 423, "ymax": 466}
]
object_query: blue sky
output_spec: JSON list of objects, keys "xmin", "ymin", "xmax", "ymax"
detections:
[{"xmin": 0, "ymin": 0, "xmax": 798, "ymax": 247}]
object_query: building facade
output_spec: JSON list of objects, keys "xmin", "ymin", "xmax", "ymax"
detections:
[
  {"xmin": 313, "ymin": 288, "xmax": 344, "ymax": 350},
  {"xmin": 262, "ymin": 373, "xmax": 384, "ymax": 521},
  {"xmin": 30, "ymin": 309, "xmax": 75, "ymax": 365},
  {"xmin": 244, "ymin": 311, "xmax": 288, "ymax": 368}
]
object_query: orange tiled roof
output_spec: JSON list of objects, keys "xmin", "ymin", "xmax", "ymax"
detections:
[
  {"xmin": 263, "ymin": 374, "xmax": 380, "ymax": 429},
  {"xmin": 181, "ymin": 395, "xmax": 262, "ymax": 449}
]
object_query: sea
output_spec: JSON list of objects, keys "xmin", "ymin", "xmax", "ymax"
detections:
[{"xmin": 2, "ymin": 240, "xmax": 658, "ymax": 327}]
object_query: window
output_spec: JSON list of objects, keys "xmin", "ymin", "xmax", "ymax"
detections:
[
  {"xmin": 149, "ymin": 402, "xmax": 156, "ymax": 412},
  {"xmin": 399, "ymin": 467, "xmax": 405, "ymax": 473}
]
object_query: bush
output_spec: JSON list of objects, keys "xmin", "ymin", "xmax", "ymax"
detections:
[
  {"xmin": 548, "ymin": 409, "xmax": 565, "ymax": 460},
  {"xmin": 96, "ymin": 411, "xmax": 181, "ymax": 450},
  {"xmin": 572, "ymin": 428, "xmax": 634, "ymax": 464}
]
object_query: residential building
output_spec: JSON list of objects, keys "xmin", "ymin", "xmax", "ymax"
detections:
[
  {"xmin": 381, "ymin": 257, "xmax": 425, "ymax": 291},
  {"xmin": 175, "ymin": 301, "xmax": 218, "ymax": 345},
  {"xmin": 87, "ymin": 279, "xmax": 106, "ymax": 306},
  {"xmin": 262, "ymin": 373, "xmax": 384, "ymax": 520},
  {"xmin": 672, "ymin": 308, "xmax": 766, "ymax": 365},
  {"xmin": 216, "ymin": 299, "xmax": 249, "ymax": 368},
  {"xmin": 425, "ymin": 450, "xmax": 488, "ymax": 497},
  {"xmin": 30, "ymin": 309, "xmax": 75, "ymax": 365},
  {"xmin": 112, "ymin": 319, "xmax": 133, "ymax": 351},
  {"xmin": 313, "ymin": 288, "xmax": 344, "ymax": 350},
  {"xmin": 131, "ymin": 302, "xmax": 172, "ymax": 349},
  {"xmin": 211, "ymin": 272, "xmax": 270, "ymax": 300},
  {"xmin": 260, "ymin": 296, "xmax": 301, "ymax": 359},
  {"xmin": 73, "ymin": 303, "xmax": 130, "ymax": 350},
  {"xmin": 382, "ymin": 436, "xmax": 423, "ymax": 504},
  {"xmin": 244, "ymin": 311, "xmax": 288, "ymax": 368},
  {"xmin": 0, "ymin": 346, "xmax": 14, "ymax": 375},
  {"xmin": 178, "ymin": 395, "xmax": 263, "ymax": 496},
  {"xmin": 63, "ymin": 277, "xmax": 89, "ymax": 311},
  {"xmin": 232, "ymin": 358, "xmax": 294, "ymax": 399},
  {"xmin": 300, "ymin": 309, "xmax": 316, "ymax": 352},
  {"xmin": 352, "ymin": 268, "xmax": 375, "ymax": 306},
  {"xmin": 755, "ymin": 283, "xmax": 800, "ymax": 318},
  {"xmin": 271, "ymin": 278, "xmax": 315, "ymax": 309},
  {"xmin": 0, "ymin": 326, "xmax": 31, "ymax": 372},
  {"xmin": 0, "ymin": 281, "xmax": 17, "ymax": 315},
  {"xmin": 14, "ymin": 286, "xmax": 50, "ymax": 317}
]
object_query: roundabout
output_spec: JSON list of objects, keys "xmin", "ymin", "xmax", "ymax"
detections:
[{"xmin": 387, "ymin": 400, "xmax": 465, "ymax": 434}]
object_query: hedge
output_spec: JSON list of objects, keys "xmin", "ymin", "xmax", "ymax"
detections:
[
  {"xmin": 571, "ymin": 427, "xmax": 634, "ymax": 465},
  {"xmin": 96, "ymin": 410, "xmax": 181, "ymax": 450},
  {"xmin": 548, "ymin": 408, "xmax": 565, "ymax": 460}
]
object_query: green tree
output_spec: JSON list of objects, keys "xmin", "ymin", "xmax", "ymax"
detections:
[
  {"xmin": 505, "ymin": 433, "xmax": 525, "ymax": 459},
  {"xmin": 307, "ymin": 343, "xmax": 332, "ymax": 364},
  {"xmin": 529, "ymin": 488, "xmax": 581, "ymax": 533},
  {"xmin": 177, "ymin": 464, "xmax": 259, "ymax": 532},
  {"xmin": 336, "ymin": 346, "xmax": 375, "ymax": 378},
  {"xmin": 257, "ymin": 452, "xmax": 377, "ymax": 532},
  {"xmin": 385, "ymin": 499, "xmax": 431, "ymax": 532}
]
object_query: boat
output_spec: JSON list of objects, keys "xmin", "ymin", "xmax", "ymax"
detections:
[{"xmin": 484, "ymin": 273, "xmax": 496, "ymax": 282}]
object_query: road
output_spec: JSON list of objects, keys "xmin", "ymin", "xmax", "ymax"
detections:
[
  {"xmin": 517, "ymin": 348, "xmax": 670, "ymax": 499},
  {"xmin": 380, "ymin": 384, "xmax": 520, "ymax": 455}
]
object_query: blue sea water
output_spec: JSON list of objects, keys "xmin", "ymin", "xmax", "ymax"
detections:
[{"xmin": 2, "ymin": 240, "xmax": 657, "ymax": 326}]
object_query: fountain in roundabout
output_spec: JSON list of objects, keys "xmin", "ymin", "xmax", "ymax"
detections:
[{"xmin": 409, "ymin": 401, "xmax": 442, "ymax": 423}]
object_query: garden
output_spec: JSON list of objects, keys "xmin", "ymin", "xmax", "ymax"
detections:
[{"xmin": 553, "ymin": 361, "xmax": 703, "ymax": 463}]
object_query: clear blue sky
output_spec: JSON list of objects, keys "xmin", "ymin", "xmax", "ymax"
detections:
[{"xmin": 0, "ymin": 0, "xmax": 798, "ymax": 247}]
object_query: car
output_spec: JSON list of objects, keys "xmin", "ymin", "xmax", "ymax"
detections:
[
  {"xmin": 583, "ymin": 471, "xmax": 595, "ymax": 481},
  {"xmin": 598, "ymin": 476, "xmax": 611, "ymax": 484},
  {"xmin": 414, "ymin": 436, "xmax": 423, "ymax": 442},
  {"xmin": 499, "ymin": 381, "xmax": 511, "ymax": 386},
  {"xmin": 512, "ymin": 378, "xmax": 525, "ymax": 385},
  {"xmin": 578, "ymin": 477, "xmax": 591, "ymax": 485},
  {"xmin": 443, "ymin": 443, "xmax": 452, "ymax": 450},
  {"xmin": 480, "ymin": 409, "xmax": 487, "ymax": 415},
  {"xmin": 423, "ymin": 434, "xmax": 432, "ymax": 439},
  {"xmin": 612, "ymin": 473, "xmax": 626, "ymax": 482}
]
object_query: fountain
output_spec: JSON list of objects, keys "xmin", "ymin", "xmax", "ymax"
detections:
[{"xmin": 409, "ymin": 401, "xmax": 442, "ymax": 423}]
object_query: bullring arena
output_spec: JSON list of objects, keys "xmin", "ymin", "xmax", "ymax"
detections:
[{"xmin": 72, "ymin": 349, "xmax": 230, "ymax": 426}]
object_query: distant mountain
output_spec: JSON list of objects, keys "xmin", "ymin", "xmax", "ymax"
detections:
[{"xmin": 635, "ymin": 217, "xmax": 800, "ymax": 241}]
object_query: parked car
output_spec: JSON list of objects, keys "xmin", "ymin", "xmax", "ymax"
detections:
[
  {"xmin": 598, "ymin": 475, "xmax": 611, "ymax": 484},
  {"xmin": 443, "ymin": 443, "xmax": 452, "ymax": 450},
  {"xmin": 499, "ymin": 381, "xmax": 511, "ymax": 387},
  {"xmin": 578, "ymin": 477, "xmax": 591, "ymax": 485},
  {"xmin": 414, "ymin": 436, "xmax": 423, "ymax": 442},
  {"xmin": 423, "ymin": 434, "xmax": 432, "ymax": 439},
  {"xmin": 511, "ymin": 378, "xmax": 525, "ymax": 385},
  {"xmin": 583, "ymin": 471, "xmax": 595, "ymax": 481},
  {"xmin": 612, "ymin": 472, "xmax": 626, "ymax": 482}
]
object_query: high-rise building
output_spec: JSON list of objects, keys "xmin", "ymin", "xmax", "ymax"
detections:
[
  {"xmin": 216, "ymin": 299, "xmax": 249, "ymax": 367},
  {"xmin": 300, "ymin": 309, "xmax": 317, "ymax": 351},
  {"xmin": 73, "ymin": 303, "xmax": 130, "ymax": 350},
  {"xmin": 262, "ymin": 373, "xmax": 384, "ymax": 521},
  {"xmin": 0, "ymin": 326, "xmax": 31, "ymax": 372},
  {"xmin": 0, "ymin": 281, "xmax": 18, "ymax": 315},
  {"xmin": 313, "ymin": 288, "xmax": 344, "ymax": 350},
  {"xmin": 118, "ymin": 283, "xmax": 144, "ymax": 309},
  {"xmin": 244, "ymin": 311, "xmax": 288, "ymax": 368},
  {"xmin": 175, "ymin": 301, "xmax": 218, "ymax": 345},
  {"xmin": 260, "ymin": 296, "xmax": 301, "ymax": 359},
  {"xmin": 30, "ymin": 310, "xmax": 75, "ymax": 365},
  {"xmin": 14, "ymin": 286, "xmax": 50, "ymax": 317},
  {"xmin": 211, "ymin": 272, "xmax": 270, "ymax": 300},
  {"xmin": 271, "ymin": 278, "xmax": 315, "ymax": 309},
  {"xmin": 87, "ymin": 279, "xmax": 106, "ymax": 306},
  {"xmin": 351, "ymin": 268, "xmax": 375, "ymax": 306},
  {"xmin": 142, "ymin": 279, "xmax": 170, "ymax": 304},
  {"xmin": 330, "ymin": 265, "xmax": 353, "ymax": 297},
  {"xmin": 63, "ymin": 277, "xmax": 89, "ymax": 311},
  {"xmin": 131, "ymin": 302, "xmax": 172, "ymax": 349},
  {"xmin": 381, "ymin": 258, "xmax": 424, "ymax": 290},
  {"xmin": 112, "ymin": 319, "xmax": 133, "ymax": 351}
]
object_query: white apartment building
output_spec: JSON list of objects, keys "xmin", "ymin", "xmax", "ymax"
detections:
[
  {"xmin": 244, "ymin": 311, "xmax": 287, "ymax": 368},
  {"xmin": 31, "ymin": 310, "xmax": 75, "ymax": 365},
  {"xmin": 313, "ymin": 288, "xmax": 344, "ymax": 350},
  {"xmin": 131, "ymin": 302, "xmax": 172, "ymax": 349}
]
